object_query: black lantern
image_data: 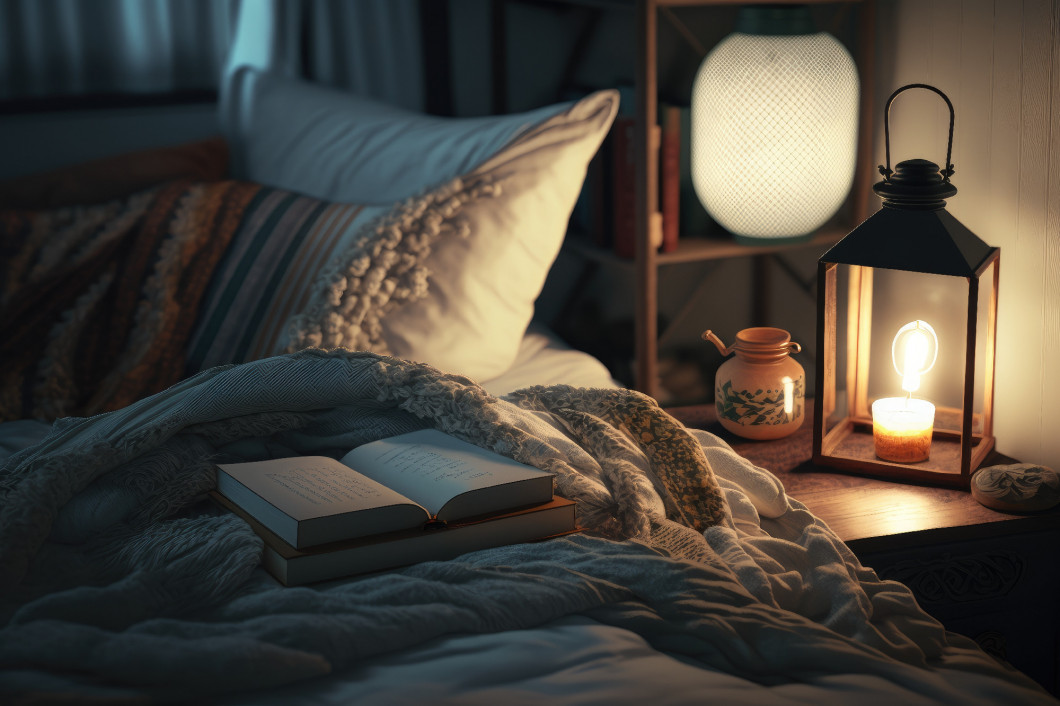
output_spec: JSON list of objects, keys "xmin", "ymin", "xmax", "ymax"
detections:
[{"xmin": 813, "ymin": 84, "xmax": 999, "ymax": 488}]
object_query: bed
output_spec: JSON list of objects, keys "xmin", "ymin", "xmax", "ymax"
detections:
[{"xmin": 1, "ymin": 68, "xmax": 1056, "ymax": 705}]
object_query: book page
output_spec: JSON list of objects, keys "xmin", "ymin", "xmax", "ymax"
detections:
[
  {"xmin": 340, "ymin": 429, "xmax": 550, "ymax": 518},
  {"xmin": 219, "ymin": 457, "xmax": 421, "ymax": 521}
]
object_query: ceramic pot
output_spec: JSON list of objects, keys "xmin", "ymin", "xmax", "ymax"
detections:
[{"xmin": 703, "ymin": 327, "xmax": 805, "ymax": 440}]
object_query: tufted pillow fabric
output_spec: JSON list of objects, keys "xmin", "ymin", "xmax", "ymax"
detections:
[
  {"xmin": 187, "ymin": 176, "xmax": 497, "ymax": 374},
  {"xmin": 220, "ymin": 70, "xmax": 619, "ymax": 380}
]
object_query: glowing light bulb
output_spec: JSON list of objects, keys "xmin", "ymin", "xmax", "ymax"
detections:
[
  {"xmin": 891, "ymin": 320, "xmax": 938, "ymax": 394},
  {"xmin": 901, "ymin": 329, "xmax": 929, "ymax": 392}
]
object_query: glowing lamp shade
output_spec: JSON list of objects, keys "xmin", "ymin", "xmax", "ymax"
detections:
[{"xmin": 690, "ymin": 5, "xmax": 859, "ymax": 243}]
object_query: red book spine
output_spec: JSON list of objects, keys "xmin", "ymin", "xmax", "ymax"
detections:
[{"xmin": 660, "ymin": 106, "xmax": 680, "ymax": 253}]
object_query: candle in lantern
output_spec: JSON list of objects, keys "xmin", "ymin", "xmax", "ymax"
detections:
[{"xmin": 872, "ymin": 321, "xmax": 937, "ymax": 463}]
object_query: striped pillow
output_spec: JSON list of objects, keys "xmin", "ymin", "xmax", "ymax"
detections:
[
  {"xmin": 186, "ymin": 189, "xmax": 382, "ymax": 370},
  {"xmin": 186, "ymin": 176, "xmax": 491, "ymax": 373}
]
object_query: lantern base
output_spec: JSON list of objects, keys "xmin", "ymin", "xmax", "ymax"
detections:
[
  {"xmin": 813, "ymin": 415, "xmax": 995, "ymax": 488},
  {"xmin": 734, "ymin": 232, "xmax": 814, "ymax": 247}
]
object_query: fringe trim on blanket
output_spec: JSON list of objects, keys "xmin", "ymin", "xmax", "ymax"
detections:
[
  {"xmin": 507, "ymin": 386, "xmax": 729, "ymax": 532},
  {"xmin": 365, "ymin": 357, "xmax": 727, "ymax": 535}
]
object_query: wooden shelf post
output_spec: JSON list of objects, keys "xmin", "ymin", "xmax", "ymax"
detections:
[{"xmin": 634, "ymin": 0, "xmax": 660, "ymax": 398}]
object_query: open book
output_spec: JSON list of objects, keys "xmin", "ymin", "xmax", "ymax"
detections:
[{"xmin": 215, "ymin": 429, "xmax": 555, "ymax": 549}]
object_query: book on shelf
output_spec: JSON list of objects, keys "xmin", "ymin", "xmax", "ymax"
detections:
[
  {"xmin": 612, "ymin": 115, "xmax": 637, "ymax": 259},
  {"xmin": 611, "ymin": 115, "xmax": 665, "ymax": 259},
  {"xmin": 659, "ymin": 103, "xmax": 682, "ymax": 254},
  {"xmin": 574, "ymin": 122, "xmax": 613, "ymax": 249},
  {"xmin": 212, "ymin": 492, "xmax": 579, "ymax": 586},
  {"xmin": 214, "ymin": 428, "xmax": 555, "ymax": 550}
]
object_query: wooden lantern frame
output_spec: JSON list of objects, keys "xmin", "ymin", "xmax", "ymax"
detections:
[
  {"xmin": 813, "ymin": 254, "xmax": 999, "ymax": 488},
  {"xmin": 812, "ymin": 84, "xmax": 999, "ymax": 489}
]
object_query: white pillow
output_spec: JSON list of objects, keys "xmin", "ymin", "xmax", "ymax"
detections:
[
  {"xmin": 382, "ymin": 92, "xmax": 618, "ymax": 379},
  {"xmin": 221, "ymin": 69, "xmax": 618, "ymax": 381},
  {"xmin": 224, "ymin": 67, "xmax": 579, "ymax": 205}
]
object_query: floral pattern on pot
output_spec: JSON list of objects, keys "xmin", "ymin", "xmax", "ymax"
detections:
[{"xmin": 716, "ymin": 376, "xmax": 804, "ymax": 427}]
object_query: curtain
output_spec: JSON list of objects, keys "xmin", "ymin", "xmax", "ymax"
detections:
[
  {"xmin": 304, "ymin": 0, "xmax": 424, "ymax": 110},
  {"xmin": 0, "ymin": 0, "xmax": 426, "ymax": 111},
  {"xmin": 0, "ymin": 0, "xmax": 238, "ymax": 99}
]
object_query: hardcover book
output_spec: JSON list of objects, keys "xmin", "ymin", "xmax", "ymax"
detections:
[
  {"xmin": 215, "ymin": 429, "xmax": 554, "ymax": 549},
  {"xmin": 660, "ymin": 103, "xmax": 681, "ymax": 253},
  {"xmin": 213, "ymin": 492, "xmax": 578, "ymax": 586},
  {"xmin": 612, "ymin": 116, "xmax": 664, "ymax": 259}
]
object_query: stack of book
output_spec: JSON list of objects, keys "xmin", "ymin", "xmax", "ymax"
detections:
[
  {"xmin": 582, "ymin": 103, "xmax": 701, "ymax": 259},
  {"xmin": 212, "ymin": 429, "xmax": 578, "ymax": 586}
]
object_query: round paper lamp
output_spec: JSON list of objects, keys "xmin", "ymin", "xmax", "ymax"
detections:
[{"xmin": 691, "ymin": 5, "xmax": 859, "ymax": 243}]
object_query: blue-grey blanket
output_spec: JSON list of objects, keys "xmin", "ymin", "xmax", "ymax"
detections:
[{"xmin": 0, "ymin": 352, "xmax": 1050, "ymax": 704}]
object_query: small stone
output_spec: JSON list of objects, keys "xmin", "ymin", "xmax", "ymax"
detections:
[{"xmin": 971, "ymin": 464, "xmax": 1060, "ymax": 513}]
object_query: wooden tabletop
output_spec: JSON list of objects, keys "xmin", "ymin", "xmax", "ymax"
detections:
[{"xmin": 665, "ymin": 402, "xmax": 1060, "ymax": 553}]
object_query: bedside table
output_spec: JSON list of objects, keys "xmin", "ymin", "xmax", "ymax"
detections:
[{"xmin": 666, "ymin": 401, "xmax": 1060, "ymax": 696}]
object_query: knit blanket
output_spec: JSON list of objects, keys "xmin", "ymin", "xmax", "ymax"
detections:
[
  {"xmin": 0, "ymin": 353, "xmax": 1051, "ymax": 705},
  {"xmin": 0, "ymin": 180, "xmax": 259, "ymax": 422},
  {"xmin": 0, "ymin": 350, "xmax": 726, "ymax": 583},
  {"xmin": 0, "ymin": 352, "xmax": 727, "ymax": 695}
]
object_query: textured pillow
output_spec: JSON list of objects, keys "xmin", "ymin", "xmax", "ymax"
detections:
[
  {"xmin": 221, "ymin": 69, "xmax": 619, "ymax": 380},
  {"xmin": 380, "ymin": 92, "xmax": 618, "ymax": 379},
  {"xmin": 187, "ymin": 177, "xmax": 498, "ymax": 374}
]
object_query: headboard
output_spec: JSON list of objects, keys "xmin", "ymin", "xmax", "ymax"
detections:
[{"xmin": 0, "ymin": 99, "xmax": 220, "ymax": 180}]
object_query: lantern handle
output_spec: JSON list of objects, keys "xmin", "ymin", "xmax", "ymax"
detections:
[{"xmin": 879, "ymin": 83, "xmax": 955, "ymax": 182}]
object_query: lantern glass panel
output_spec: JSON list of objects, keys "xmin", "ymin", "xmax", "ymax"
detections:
[
  {"xmin": 822, "ymin": 263, "xmax": 853, "ymax": 436},
  {"xmin": 972, "ymin": 257, "xmax": 999, "ymax": 438},
  {"xmin": 865, "ymin": 268, "xmax": 968, "ymax": 431},
  {"xmin": 819, "ymin": 257, "xmax": 997, "ymax": 476}
]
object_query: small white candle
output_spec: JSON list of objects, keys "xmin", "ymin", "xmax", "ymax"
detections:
[{"xmin": 872, "ymin": 397, "xmax": 935, "ymax": 463}]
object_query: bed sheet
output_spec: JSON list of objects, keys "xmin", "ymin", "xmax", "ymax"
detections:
[{"xmin": 479, "ymin": 322, "xmax": 620, "ymax": 395}]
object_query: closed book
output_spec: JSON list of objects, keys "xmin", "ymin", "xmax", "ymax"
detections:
[
  {"xmin": 212, "ymin": 492, "xmax": 579, "ymax": 586},
  {"xmin": 612, "ymin": 117, "xmax": 663, "ymax": 258},
  {"xmin": 660, "ymin": 104, "xmax": 681, "ymax": 253},
  {"xmin": 215, "ymin": 429, "xmax": 554, "ymax": 549}
]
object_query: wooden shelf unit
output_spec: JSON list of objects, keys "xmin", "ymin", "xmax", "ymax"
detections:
[
  {"xmin": 631, "ymin": 0, "xmax": 876, "ymax": 398},
  {"xmin": 569, "ymin": 221, "xmax": 850, "ymax": 266}
]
